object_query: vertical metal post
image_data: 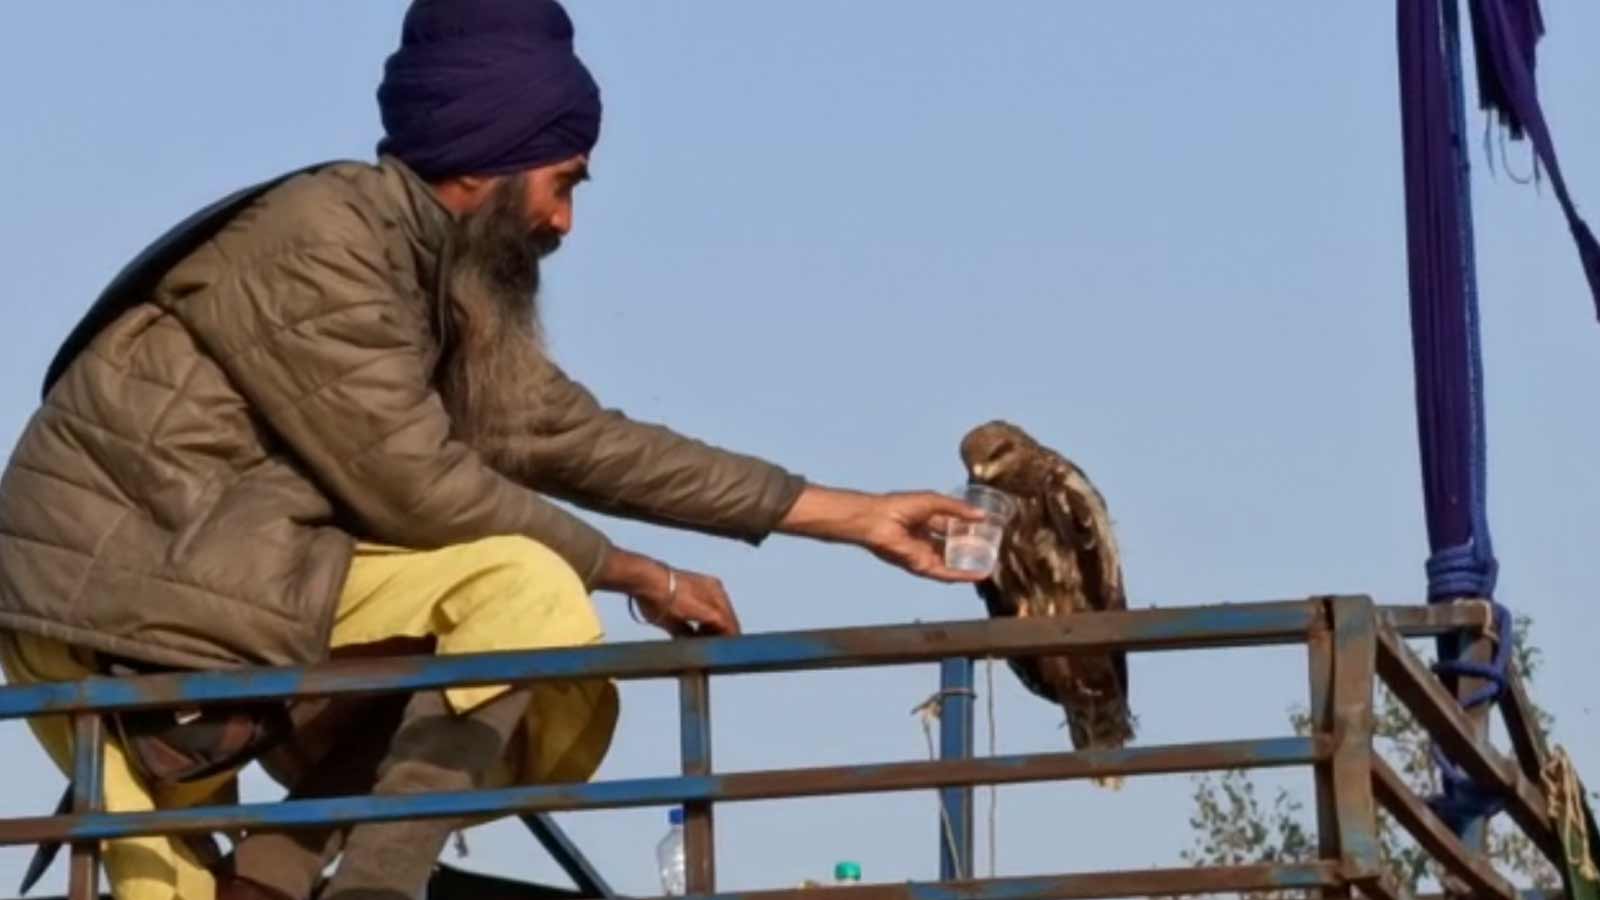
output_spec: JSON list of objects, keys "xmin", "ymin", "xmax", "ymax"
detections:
[
  {"xmin": 1442, "ymin": 630, "xmax": 1496, "ymax": 854},
  {"xmin": 67, "ymin": 714, "xmax": 104, "ymax": 900},
  {"xmin": 1439, "ymin": 0, "xmax": 1494, "ymax": 858},
  {"xmin": 678, "ymin": 673, "xmax": 715, "ymax": 894},
  {"xmin": 937, "ymin": 657, "xmax": 974, "ymax": 881},
  {"xmin": 1328, "ymin": 598, "xmax": 1381, "ymax": 891},
  {"xmin": 1307, "ymin": 601, "xmax": 1349, "ymax": 898}
]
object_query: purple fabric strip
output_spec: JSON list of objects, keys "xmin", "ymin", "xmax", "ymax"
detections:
[
  {"xmin": 1398, "ymin": 0, "xmax": 1496, "ymax": 600},
  {"xmin": 1468, "ymin": 0, "xmax": 1600, "ymax": 317}
]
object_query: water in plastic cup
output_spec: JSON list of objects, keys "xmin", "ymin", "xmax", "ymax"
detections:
[
  {"xmin": 944, "ymin": 484, "xmax": 1017, "ymax": 577},
  {"xmin": 945, "ymin": 522, "xmax": 1005, "ymax": 574}
]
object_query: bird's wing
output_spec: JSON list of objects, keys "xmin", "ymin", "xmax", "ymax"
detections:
[
  {"xmin": 1045, "ymin": 464, "xmax": 1130, "ymax": 696},
  {"xmin": 975, "ymin": 507, "xmax": 1061, "ymax": 702},
  {"xmin": 1044, "ymin": 464, "xmax": 1125, "ymax": 613}
]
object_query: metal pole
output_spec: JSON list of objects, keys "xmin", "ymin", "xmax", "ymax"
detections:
[
  {"xmin": 1327, "ymin": 598, "xmax": 1382, "ymax": 892},
  {"xmin": 1306, "ymin": 601, "xmax": 1349, "ymax": 898},
  {"xmin": 937, "ymin": 658, "xmax": 975, "ymax": 881},
  {"xmin": 67, "ymin": 715, "xmax": 103, "ymax": 900},
  {"xmin": 679, "ymin": 673, "xmax": 715, "ymax": 894}
]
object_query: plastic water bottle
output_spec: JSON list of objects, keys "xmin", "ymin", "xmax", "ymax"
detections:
[
  {"xmin": 833, "ymin": 861, "xmax": 862, "ymax": 886},
  {"xmin": 657, "ymin": 807, "xmax": 687, "ymax": 895}
]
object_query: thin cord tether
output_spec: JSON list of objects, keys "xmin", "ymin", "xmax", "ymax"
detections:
[{"xmin": 912, "ymin": 688, "xmax": 975, "ymax": 880}]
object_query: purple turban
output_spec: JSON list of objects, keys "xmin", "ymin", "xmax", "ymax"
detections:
[{"xmin": 376, "ymin": 0, "xmax": 602, "ymax": 180}]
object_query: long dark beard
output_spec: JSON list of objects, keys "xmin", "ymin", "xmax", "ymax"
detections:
[{"xmin": 437, "ymin": 175, "xmax": 563, "ymax": 461}]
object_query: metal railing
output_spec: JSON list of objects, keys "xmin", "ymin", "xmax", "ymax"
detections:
[{"xmin": 0, "ymin": 596, "xmax": 1570, "ymax": 900}]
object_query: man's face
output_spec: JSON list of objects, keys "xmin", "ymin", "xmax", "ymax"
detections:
[
  {"xmin": 437, "ymin": 155, "xmax": 589, "ymax": 448},
  {"xmin": 516, "ymin": 154, "xmax": 589, "ymax": 241},
  {"xmin": 448, "ymin": 154, "xmax": 589, "ymax": 307}
]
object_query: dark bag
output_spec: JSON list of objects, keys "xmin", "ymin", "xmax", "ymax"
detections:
[
  {"xmin": 97, "ymin": 654, "xmax": 292, "ymax": 786},
  {"xmin": 18, "ymin": 655, "xmax": 294, "ymax": 895}
]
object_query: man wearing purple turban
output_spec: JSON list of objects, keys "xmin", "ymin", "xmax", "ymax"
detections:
[{"xmin": 0, "ymin": 2, "xmax": 984, "ymax": 899}]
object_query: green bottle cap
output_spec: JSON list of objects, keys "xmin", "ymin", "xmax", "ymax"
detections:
[{"xmin": 833, "ymin": 861, "xmax": 862, "ymax": 882}]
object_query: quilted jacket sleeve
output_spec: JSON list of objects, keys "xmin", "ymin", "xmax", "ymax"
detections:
[
  {"xmin": 168, "ymin": 189, "xmax": 614, "ymax": 584},
  {"xmin": 480, "ymin": 359, "xmax": 807, "ymax": 545}
]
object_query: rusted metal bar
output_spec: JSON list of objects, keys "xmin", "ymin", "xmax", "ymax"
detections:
[
  {"xmin": 1381, "ymin": 603, "xmax": 1491, "ymax": 637},
  {"xmin": 0, "ymin": 602, "xmax": 1465, "ymax": 725},
  {"xmin": 1328, "ymin": 597, "xmax": 1382, "ymax": 885},
  {"xmin": 1359, "ymin": 873, "xmax": 1417, "ymax": 900},
  {"xmin": 1372, "ymin": 756, "xmax": 1517, "ymax": 900},
  {"xmin": 1500, "ymin": 667, "xmax": 1582, "ymax": 900},
  {"xmin": 1374, "ymin": 626, "xmax": 1563, "ymax": 865},
  {"xmin": 679, "ymin": 673, "xmax": 715, "ymax": 894},
  {"xmin": 0, "ymin": 737, "xmax": 1322, "ymax": 847},
  {"xmin": 67, "ymin": 715, "xmax": 103, "ymax": 900},
  {"xmin": 1308, "ymin": 600, "xmax": 1350, "ymax": 898},
  {"xmin": 6, "ymin": 864, "xmax": 599, "ymax": 900},
  {"xmin": 519, "ymin": 813, "xmax": 616, "ymax": 898},
  {"xmin": 1417, "ymin": 891, "xmax": 1565, "ymax": 900},
  {"xmin": 0, "ymin": 602, "xmax": 1327, "ymax": 719},
  {"xmin": 656, "ymin": 861, "xmax": 1344, "ymax": 899},
  {"xmin": 937, "ymin": 657, "xmax": 974, "ymax": 880},
  {"xmin": 0, "ymin": 862, "xmax": 1351, "ymax": 900},
  {"xmin": 1501, "ymin": 665, "xmax": 1551, "ymax": 784}
]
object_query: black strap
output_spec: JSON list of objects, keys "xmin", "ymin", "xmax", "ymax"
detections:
[
  {"xmin": 17, "ymin": 786, "xmax": 71, "ymax": 895},
  {"xmin": 41, "ymin": 161, "xmax": 338, "ymax": 399}
]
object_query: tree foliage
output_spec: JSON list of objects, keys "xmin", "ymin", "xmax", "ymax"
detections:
[{"xmin": 1176, "ymin": 615, "xmax": 1560, "ymax": 897}]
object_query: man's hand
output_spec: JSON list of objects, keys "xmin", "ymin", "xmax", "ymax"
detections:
[
  {"xmin": 594, "ymin": 547, "xmax": 741, "ymax": 637},
  {"xmin": 636, "ymin": 568, "xmax": 741, "ymax": 637},
  {"xmin": 778, "ymin": 486, "xmax": 989, "ymax": 583}
]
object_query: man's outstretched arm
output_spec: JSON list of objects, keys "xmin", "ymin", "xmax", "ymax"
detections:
[
  {"xmin": 776, "ymin": 485, "xmax": 988, "ymax": 582},
  {"xmin": 483, "ymin": 359, "xmax": 803, "ymax": 541},
  {"xmin": 485, "ymin": 361, "xmax": 982, "ymax": 566},
  {"xmin": 585, "ymin": 485, "xmax": 985, "ymax": 639}
]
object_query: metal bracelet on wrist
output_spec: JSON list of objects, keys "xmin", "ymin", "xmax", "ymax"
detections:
[{"xmin": 627, "ymin": 564, "xmax": 678, "ymax": 625}]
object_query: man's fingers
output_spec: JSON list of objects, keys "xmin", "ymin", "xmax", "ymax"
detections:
[
  {"xmin": 710, "ymin": 582, "xmax": 742, "ymax": 636},
  {"xmin": 922, "ymin": 565, "xmax": 989, "ymax": 584},
  {"xmin": 666, "ymin": 574, "xmax": 742, "ymax": 638}
]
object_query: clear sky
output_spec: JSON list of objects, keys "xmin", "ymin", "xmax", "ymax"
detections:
[{"xmin": 1, "ymin": 3, "xmax": 1597, "ymax": 895}]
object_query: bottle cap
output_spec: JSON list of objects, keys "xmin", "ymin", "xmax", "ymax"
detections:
[
  {"xmin": 668, "ymin": 807, "xmax": 685, "ymax": 826},
  {"xmin": 833, "ymin": 861, "xmax": 862, "ymax": 882}
]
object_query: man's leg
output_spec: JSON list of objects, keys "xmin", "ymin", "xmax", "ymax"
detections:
[
  {"xmin": 319, "ymin": 687, "xmax": 532, "ymax": 900},
  {"xmin": 285, "ymin": 536, "xmax": 606, "ymax": 900},
  {"xmin": 225, "ymin": 687, "xmax": 410, "ymax": 900}
]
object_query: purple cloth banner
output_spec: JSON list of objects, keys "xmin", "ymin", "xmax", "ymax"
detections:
[
  {"xmin": 1468, "ymin": 0, "xmax": 1600, "ymax": 316},
  {"xmin": 1397, "ymin": 0, "xmax": 1596, "ymax": 837},
  {"xmin": 1398, "ymin": 0, "xmax": 1496, "ymax": 601}
]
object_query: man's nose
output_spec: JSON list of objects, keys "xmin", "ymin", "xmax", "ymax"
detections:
[{"xmin": 549, "ymin": 202, "xmax": 573, "ymax": 236}]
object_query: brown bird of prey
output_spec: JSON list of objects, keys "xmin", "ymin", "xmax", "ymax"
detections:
[{"xmin": 959, "ymin": 420, "xmax": 1136, "ymax": 765}]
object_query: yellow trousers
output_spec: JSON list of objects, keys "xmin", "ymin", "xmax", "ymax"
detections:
[{"xmin": 0, "ymin": 536, "xmax": 618, "ymax": 900}]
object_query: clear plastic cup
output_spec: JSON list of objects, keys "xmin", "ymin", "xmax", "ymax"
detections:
[{"xmin": 944, "ymin": 484, "xmax": 1017, "ymax": 576}]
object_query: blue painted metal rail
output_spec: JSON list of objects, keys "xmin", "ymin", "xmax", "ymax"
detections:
[{"xmin": 0, "ymin": 597, "xmax": 1564, "ymax": 900}]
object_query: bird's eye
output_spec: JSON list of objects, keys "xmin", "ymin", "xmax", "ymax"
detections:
[{"xmin": 991, "ymin": 440, "xmax": 1015, "ymax": 458}]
